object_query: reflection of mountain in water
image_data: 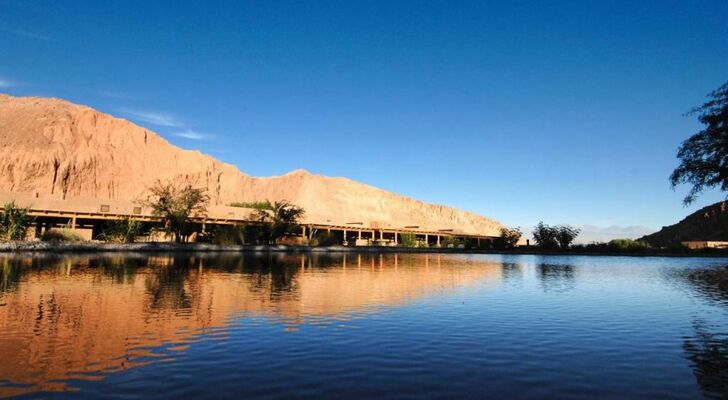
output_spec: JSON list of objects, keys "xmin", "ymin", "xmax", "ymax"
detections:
[{"xmin": 0, "ymin": 253, "xmax": 501, "ymax": 396}]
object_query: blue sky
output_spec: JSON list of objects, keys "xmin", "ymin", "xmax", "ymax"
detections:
[{"xmin": 1, "ymin": 0, "xmax": 727, "ymax": 236}]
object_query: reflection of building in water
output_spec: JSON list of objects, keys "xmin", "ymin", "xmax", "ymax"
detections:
[{"xmin": 0, "ymin": 253, "xmax": 501, "ymax": 396}]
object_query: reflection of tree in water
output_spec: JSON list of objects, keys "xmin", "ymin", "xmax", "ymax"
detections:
[
  {"xmin": 0, "ymin": 255, "xmax": 72, "ymax": 294},
  {"xmin": 683, "ymin": 320, "xmax": 728, "ymax": 399},
  {"xmin": 243, "ymin": 254, "xmax": 302, "ymax": 302},
  {"xmin": 537, "ymin": 263, "xmax": 575, "ymax": 293},
  {"xmin": 140, "ymin": 253, "xmax": 308, "ymax": 313},
  {"xmin": 501, "ymin": 262, "xmax": 523, "ymax": 282},
  {"xmin": 143, "ymin": 255, "xmax": 194, "ymax": 311},
  {"xmin": 93, "ymin": 256, "xmax": 148, "ymax": 285},
  {"xmin": 682, "ymin": 267, "xmax": 728, "ymax": 399},
  {"xmin": 0, "ymin": 258, "xmax": 21, "ymax": 293},
  {"xmin": 686, "ymin": 267, "xmax": 728, "ymax": 307}
]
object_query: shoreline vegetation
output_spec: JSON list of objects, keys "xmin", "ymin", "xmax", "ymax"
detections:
[
  {"xmin": 1, "ymin": 197, "xmax": 726, "ymax": 257},
  {"xmin": 0, "ymin": 241, "xmax": 727, "ymax": 258}
]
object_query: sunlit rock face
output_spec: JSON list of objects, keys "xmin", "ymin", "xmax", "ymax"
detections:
[
  {"xmin": 0, "ymin": 94, "xmax": 503, "ymax": 235},
  {"xmin": 0, "ymin": 253, "xmax": 502, "ymax": 396}
]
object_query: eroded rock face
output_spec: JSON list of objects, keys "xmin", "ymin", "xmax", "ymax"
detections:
[{"xmin": 0, "ymin": 94, "xmax": 503, "ymax": 235}]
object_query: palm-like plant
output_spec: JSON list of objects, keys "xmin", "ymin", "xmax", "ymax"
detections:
[
  {"xmin": 0, "ymin": 202, "xmax": 33, "ymax": 241},
  {"xmin": 255, "ymin": 200, "xmax": 305, "ymax": 243}
]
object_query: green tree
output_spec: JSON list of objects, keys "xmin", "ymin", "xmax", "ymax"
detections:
[
  {"xmin": 144, "ymin": 180, "xmax": 209, "ymax": 243},
  {"xmin": 670, "ymin": 82, "xmax": 728, "ymax": 204},
  {"xmin": 497, "ymin": 227, "xmax": 522, "ymax": 249},
  {"xmin": 0, "ymin": 202, "xmax": 33, "ymax": 241},
  {"xmin": 256, "ymin": 200, "xmax": 305, "ymax": 243}
]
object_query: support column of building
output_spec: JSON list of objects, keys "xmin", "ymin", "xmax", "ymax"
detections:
[
  {"xmin": 34, "ymin": 219, "xmax": 43, "ymax": 239},
  {"xmin": 436, "ymin": 235, "xmax": 441, "ymax": 247}
]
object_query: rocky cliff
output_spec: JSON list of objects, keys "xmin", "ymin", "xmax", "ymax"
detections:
[
  {"xmin": 641, "ymin": 201, "xmax": 728, "ymax": 246},
  {"xmin": 0, "ymin": 94, "xmax": 503, "ymax": 235}
]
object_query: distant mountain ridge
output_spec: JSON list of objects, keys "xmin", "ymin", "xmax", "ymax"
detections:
[
  {"xmin": 0, "ymin": 93, "xmax": 503, "ymax": 235},
  {"xmin": 641, "ymin": 201, "xmax": 728, "ymax": 246}
]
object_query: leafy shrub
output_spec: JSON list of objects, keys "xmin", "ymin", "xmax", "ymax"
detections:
[
  {"xmin": 607, "ymin": 239, "xmax": 652, "ymax": 252},
  {"xmin": 442, "ymin": 236, "xmax": 462, "ymax": 248},
  {"xmin": 98, "ymin": 218, "xmax": 143, "ymax": 243},
  {"xmin": 571, "ymin": 239, "xmax": 653, "ymax": 253},
  {"xmin": 209, "ymin": 225, "xmax": 246, "ymax": 245},
  {"xmin": 42, "ymin": 229, "xmax": 84, "ymax": 242},
  {"xmin": 0, "ymin": 202, "xmax": 33, "ymax": 241},
  {"xmin": 310, "ymin": 230, "xmax": 339, "ymax": 246},
  {"xmin": 399, "ymin": 233, "xmax": 417, "ymax": 247}
]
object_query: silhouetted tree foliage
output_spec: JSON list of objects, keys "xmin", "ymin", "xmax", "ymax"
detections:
[
  {"xmin": 533, "ymin": 222, "xmax": 580, "ymax": 250},
  {"xmin": 670, "ymin": 81, "xmax": 728, "ymax": 205},
  {"xmin": 255, "ymin": 200, "xmax": 305, "ymax": 243},
  {"xmin": 555, "ymin": 225, "xmax": 580, "ymax": 250},
  {"xmin": 144, "ymin": 180, "xmax": 209, "ymax": 243},
  {"xmin": 497, "ymin": 227, "xmax": 522, "ymax": 249},
  {"xmin": 533, "ymin": 222, "xmax": 559, "ymax": 250}
]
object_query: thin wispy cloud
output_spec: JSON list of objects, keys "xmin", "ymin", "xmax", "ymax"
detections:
[
  {"xmin": 119, "ymin": 108, "xmax": 184, "ymax": 128},
  {"xmin": 98, "ymin": 90, "xmax": 138, "ymax": 100},
  {"xmin": 173, "ymin": 130, "xmax": 213, "ymax": 140},
  {"xmin": 0, "ymin": 78, "xmax": 15, "ymax": 88},
  {"xmin": 2, "ymin": 28, "xmax": 52, "ymax": 41},
  {"xmin": 119, "ymin": 107, "xmax": 214, "ymax": 143}
]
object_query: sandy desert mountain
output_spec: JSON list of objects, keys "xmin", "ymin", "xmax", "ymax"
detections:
[{"xmin": 0, "ymin": 93, "xmax": 503, "ymax": 235}]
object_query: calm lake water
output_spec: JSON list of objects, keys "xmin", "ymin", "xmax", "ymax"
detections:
[{"xmin": 1, "ymin": 253, "xmax": 728, "ymax": 399}]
